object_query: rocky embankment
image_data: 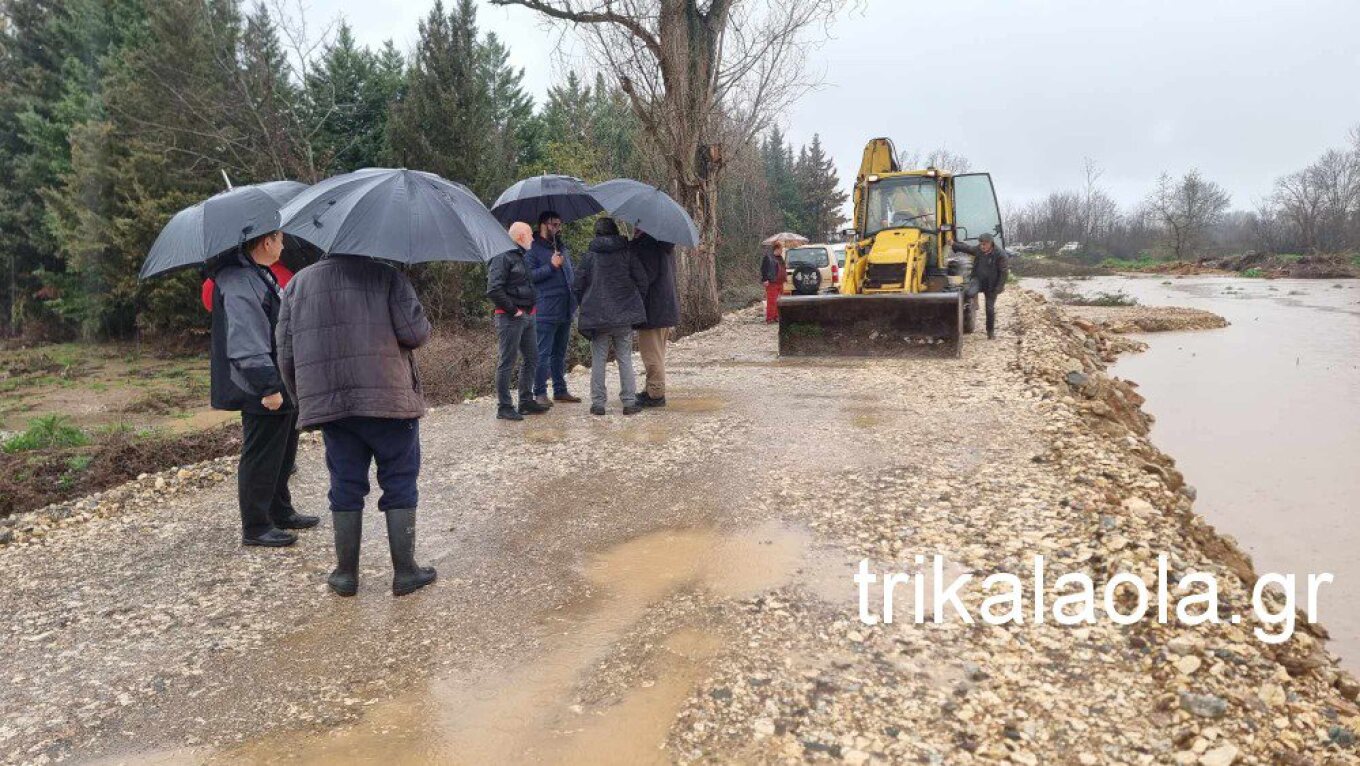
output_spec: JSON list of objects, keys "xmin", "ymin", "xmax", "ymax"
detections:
[
  {"xmin": 1063, "ymin": 304, "xmax": 1231, "ymax": 334},
  {"xmin": 668, "ymin": 292, "xmax": 1358, "ymax": 765},
  {"xmin": 1, "ymin": 291, "xmax": 1356, "ymax": 766}
]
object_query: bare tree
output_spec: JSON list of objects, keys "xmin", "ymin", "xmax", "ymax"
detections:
[
  {"xmin": 1144, "ymin": 170, "xmax": 1231, "ymax": 261},
  {"xmin": 489, "ymin": 0, "xmax": 847, "ymax": 332},
  {"xmin": 897, "ymin": 147, "xmax": 970, "ymax": 173},
  {"xmin": 1079, "ymin": 157, "xmax": 1119, "ymax": 246}
]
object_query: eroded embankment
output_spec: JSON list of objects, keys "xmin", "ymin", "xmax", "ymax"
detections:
[
  {"xmin": 1064, "ymin": 304, "xmax": 1231, "ymax": 334},
  {"xmin": 666, "ymin": 291, "xmax": 1359, "ymax": 765}
]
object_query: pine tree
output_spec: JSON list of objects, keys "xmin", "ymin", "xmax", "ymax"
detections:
[
  {"xmin": 386, "ymin": 0, "xmax": 494, "ymax": 197},
  {"xmin": 306, "ymin": 23, "xmax": 404, "ymax": 174},
  {"xmin": 480, "ymin": 31, "xmax": 537, "ymax": 195},
  {"xmin": 794, "ymin": 134, "xmax": 846, "ymax": 241}
]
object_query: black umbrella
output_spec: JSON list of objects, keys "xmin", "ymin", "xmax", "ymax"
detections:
[
  {"xmin": 279, "ymin": 168, "xmax": 517, "ymax": 264},
  {"xmin": 139, "ymin": 180, "xmax": 308, "ymax": 280},
  {"xmin": 588, "ymin": 179, "xmax": 700, "ymax": 247},
  {"xmin": 490, "ymin": 174, "xmax": 603, "ymax": 227}
]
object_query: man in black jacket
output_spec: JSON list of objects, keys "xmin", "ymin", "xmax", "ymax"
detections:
[
  {"xmin": 209, "ymin": 230, "xmax": 319, "ymax": 547},
  {"xmin": 632, "ymin": 231, "xmax": 678, "ymax": 408},
  {"xmin": 487, "ymin": 222, "xmax": 547, "ymax": 421},
  {"xmin": 951, "ymin": 232, "xmax": 1011, "ymax": 340}
]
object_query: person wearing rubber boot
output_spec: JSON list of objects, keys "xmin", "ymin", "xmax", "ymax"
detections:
[
  {"xmin": 208, "ymin": 230, "xmax": 319, "ymax": 548},
  {"xmin": 276, "ymin": 254, "xmax": 437, "ymax": 597},
  {"xmin": 951, "ymin": 232, "xmax": 1011, "ymax": 340},
  {"xmin": 488, "ymin": 222, "xmax": 547, "ymax": 421}
]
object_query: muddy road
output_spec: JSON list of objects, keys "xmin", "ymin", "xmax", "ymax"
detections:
[{"xmin": 3, "ymin": 294, "xmax": 1358, "ymax": 765}]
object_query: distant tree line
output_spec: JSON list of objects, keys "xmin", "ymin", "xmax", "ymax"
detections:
[
  {"xmin": 0, "ymin": 0, "xmax": 845, "ymax": 340},
  {"xmin": 1007, "ymin": 126, "xmax": 1360, "ymax": 263}
]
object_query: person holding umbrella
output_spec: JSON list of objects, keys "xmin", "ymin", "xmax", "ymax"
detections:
[
  {"xmin": 573, "ymin": 217, "xmax": 649, "ymax": 416},
  {"xmin": 761, "ymin": 242, "xmax": 788, "ymax": 323},
  {"xmin": 142, "ymin": 182, "xmax": 318, "ymax": 548},
  {"xmin": 210, "ymin": 229, "xmax": 319, "ymax": 547},
  {"xmin": 488, "ymin": 222, "xmax": 546, "ymax": 421},
  {"xmin": 524, "ymin": 210, "xmax": 581, "ymax": 407},
  {"xmin": 584, "ymin": 178, "xmax": 699, "ymax": 408},
  {"xmin": 632, "ymin": 230, "xmax": 677, "ymax": 408},
  {"xmin": 274, "ymin": 167, "xmax": 518, "ymax": 596}
]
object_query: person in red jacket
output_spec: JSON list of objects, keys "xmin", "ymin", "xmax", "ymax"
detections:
[{"xmin": 203, "ymin": 261, "xmax": 294, "ymax": 311}]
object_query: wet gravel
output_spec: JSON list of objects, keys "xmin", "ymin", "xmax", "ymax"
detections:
[{"xmin": 1, "ymin": 292, "xmax": 1356, "ymax": 765}]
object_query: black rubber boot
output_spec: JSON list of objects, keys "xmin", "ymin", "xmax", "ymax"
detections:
[
  {"xmin": 385, "ymin": 508, "xmax": 437, "ymax": 596},
  {"xmin": 327, "ymin": 512, "xmax": 362, "ymax": 597}
]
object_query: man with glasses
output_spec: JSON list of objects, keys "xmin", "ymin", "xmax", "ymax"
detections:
[{"xmin": 524, "ymin": 210, "xmax": 583, "ymax": 406}]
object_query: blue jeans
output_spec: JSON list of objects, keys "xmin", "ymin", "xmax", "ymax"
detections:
[
  {"xmin": 321, "ymin": 417, "xmax": 421, "ymax": 513},
  {"xmin": 534, "ymin": 318, "xmax": 572, "ymax": 397}
]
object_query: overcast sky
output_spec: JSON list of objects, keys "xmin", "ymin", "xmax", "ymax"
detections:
[{"xmin": 311, "ymin": 0, "xmax": 1360, "ymax": 211}]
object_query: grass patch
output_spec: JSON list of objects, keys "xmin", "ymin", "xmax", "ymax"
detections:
[
  {"xmin": 3, "ymin": 415, "xmax": 92, "ymax": 453},
  {"xmin": 1242, "ymin": 267, "xmax": 1265, "ymax": 278},
  {"xmin": 1100, "ymin": 256, "xmax": 1164, "ymax": 272}
]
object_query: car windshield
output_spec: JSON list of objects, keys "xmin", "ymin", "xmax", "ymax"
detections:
[
  {"xmin": 786, "ymin": 247, "xmax": 829, "ymax": 268},
  {"xmin": 865, "ymin": 176, "xmax": 937, "ymax": 236}
]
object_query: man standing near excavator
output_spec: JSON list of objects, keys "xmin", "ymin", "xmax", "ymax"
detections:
[{"xmin": 951, "ymin": 232, "xmax": 1010, "ymax": 340}]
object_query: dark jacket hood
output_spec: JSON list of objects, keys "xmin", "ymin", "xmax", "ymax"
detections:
[{"xmin": 589, "ymin": 234, "xmax": 629, "ymax": 254}]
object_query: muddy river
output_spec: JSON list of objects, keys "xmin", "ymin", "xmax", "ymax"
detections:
[{"xmin": 1037, "ymin": 275, "xmax": 1360, "ymax": 667}]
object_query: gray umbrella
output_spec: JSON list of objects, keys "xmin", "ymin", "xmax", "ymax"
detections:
[
  {"xmin": 279, "ymin": 168, "xmax": 517, "ymax": 264},
  {"xmin": 588, "ymin": 179, "xmax": 700, "ymax": 247},
  {"xmin": 491, "ymin": 174, "xmax": 603, "ymax": 227},
  {"xmin": 139, "ymin": 180, "xmax": 308, "ymax": 280}
]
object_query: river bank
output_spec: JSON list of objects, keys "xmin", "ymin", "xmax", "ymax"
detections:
[{"xmin": 1, "ymin": 291, "xmax": 1357, "ymax": 765}]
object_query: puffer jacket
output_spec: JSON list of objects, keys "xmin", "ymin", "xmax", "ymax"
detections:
[
  {"xmin": 572, "ymin": 234, "xmax": 648, "ymax": 334},
  {"xmin": 524, "ymin": 236, "xmax": 575, "ymax": 323},
  {"xmin": 275, "ymin": 255, "xmax": 431, "ymax": 429},
  {"xmin": 209, "ymin": 252, "xmax": 293, "ymax": 415}
]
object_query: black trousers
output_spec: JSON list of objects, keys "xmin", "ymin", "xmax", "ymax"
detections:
[
  {"xmin": 239, "ymin": 411, "xmax": 299, "ymax": 537},
  {"xmin": 967, "ymin": 280, "xmax": 1001, "ymax": 336}
]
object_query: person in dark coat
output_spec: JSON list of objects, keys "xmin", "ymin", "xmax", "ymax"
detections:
[
  {"xmin": 572, "ymin": 217, "xmax": 648, "ymax": 416},
  {"xmin": 632, "ymin": 230, "xmax": 678, "ymax": 408},
  {"xmin": 209, "ymin": 231, "xmax": 319, "ymax": 548},
  {"xmin": 524, "ymin": 210, "xmax": 581, "ymax": 407},
  {"xmin": 487, "ymin": 222, "xmax": 547, "ymax": 421},
  {"xmin": 761, "ymin": 244, "xmax": 787, "ymax": 323},
  {"xmin": 276, "ymin": 254, "xmax": 436, "ymax": 597},
  {"xmin": 950, "ymin": 232, "xmax": 1012, "ymax": 339}
]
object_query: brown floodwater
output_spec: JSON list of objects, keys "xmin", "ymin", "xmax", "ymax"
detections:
[
  {"xmin": 1038, "ymin": 276, "xmax": 1360, "ymax": 667},
  {"xmin": 205, "ymin": 522, "xmax": 810, "ymax": 765}
]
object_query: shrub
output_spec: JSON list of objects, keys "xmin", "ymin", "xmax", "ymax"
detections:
[
  {"xmin": 2, "ymin": 415, "xmax": 92, "ymax": 453},
  {"xmin": 1242, "ymin": 267, "xmax": 1265, "ymax": 278}
]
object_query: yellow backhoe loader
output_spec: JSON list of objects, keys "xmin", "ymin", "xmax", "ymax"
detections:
[{"xmin": 778, "ymin": 138, "xmax": 1005, "ymax": 357}]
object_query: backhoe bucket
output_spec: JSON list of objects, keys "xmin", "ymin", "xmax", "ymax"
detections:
[{"xmin": 777, "ymin": 293, "xmax": 964, "ymax": 357}]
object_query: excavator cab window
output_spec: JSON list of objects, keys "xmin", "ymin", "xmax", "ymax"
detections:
[
  {"xmin": 865, "ymin": 176, "xmax": 937, "ymax": 235},
  {"xmin": 953, "ymin": 173, "xmax": 1004, "ymax": 248}
]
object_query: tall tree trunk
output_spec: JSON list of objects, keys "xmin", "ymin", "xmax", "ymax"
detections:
[{"xmin": 675, "ymin": 173, "xmax": 721, "ymax": 335}]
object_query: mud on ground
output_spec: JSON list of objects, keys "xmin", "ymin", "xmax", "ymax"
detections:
[{"xmin": 1, "ymin": 291, "xmax": 1356, "ymax": 765}]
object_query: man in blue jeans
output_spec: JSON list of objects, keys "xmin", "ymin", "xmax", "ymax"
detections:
[
  {"xmin": 276, "ymin": 254, "xmax": 437, "ymax": 597},
  {"xmin": 524, "ymin": 210, "xmax": 582, "ymax": 407}
]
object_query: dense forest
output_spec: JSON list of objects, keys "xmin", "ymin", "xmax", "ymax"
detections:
[{"xmin": 0, "ymin": 0, "xmax": 846, "ymax": 340}]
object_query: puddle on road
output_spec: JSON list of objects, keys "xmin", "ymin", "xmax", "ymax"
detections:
[{"xmin": 208, "ymin": 523, "xmax": 807, "ymax": 766}]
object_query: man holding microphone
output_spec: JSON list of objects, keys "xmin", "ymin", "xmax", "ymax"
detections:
[{"xmin": 524, "ymin": 211, "xmax": 582, "ymax": 407}]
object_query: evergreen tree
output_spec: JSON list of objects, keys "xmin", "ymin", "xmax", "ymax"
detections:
[
  {"xmin": 794, "ymin": 134, "xmax": 846, "ymax": 240},
  {"xmin": 306, "ymin": 23, "xmax": 404, "ymax": 174},
  {"xmin": 480, "ymin": 31, "xmax": 537, "ymax": 195},
  {"xmin": 386, "ymin": 0, "xmax": 493, "ymax": 197}
]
